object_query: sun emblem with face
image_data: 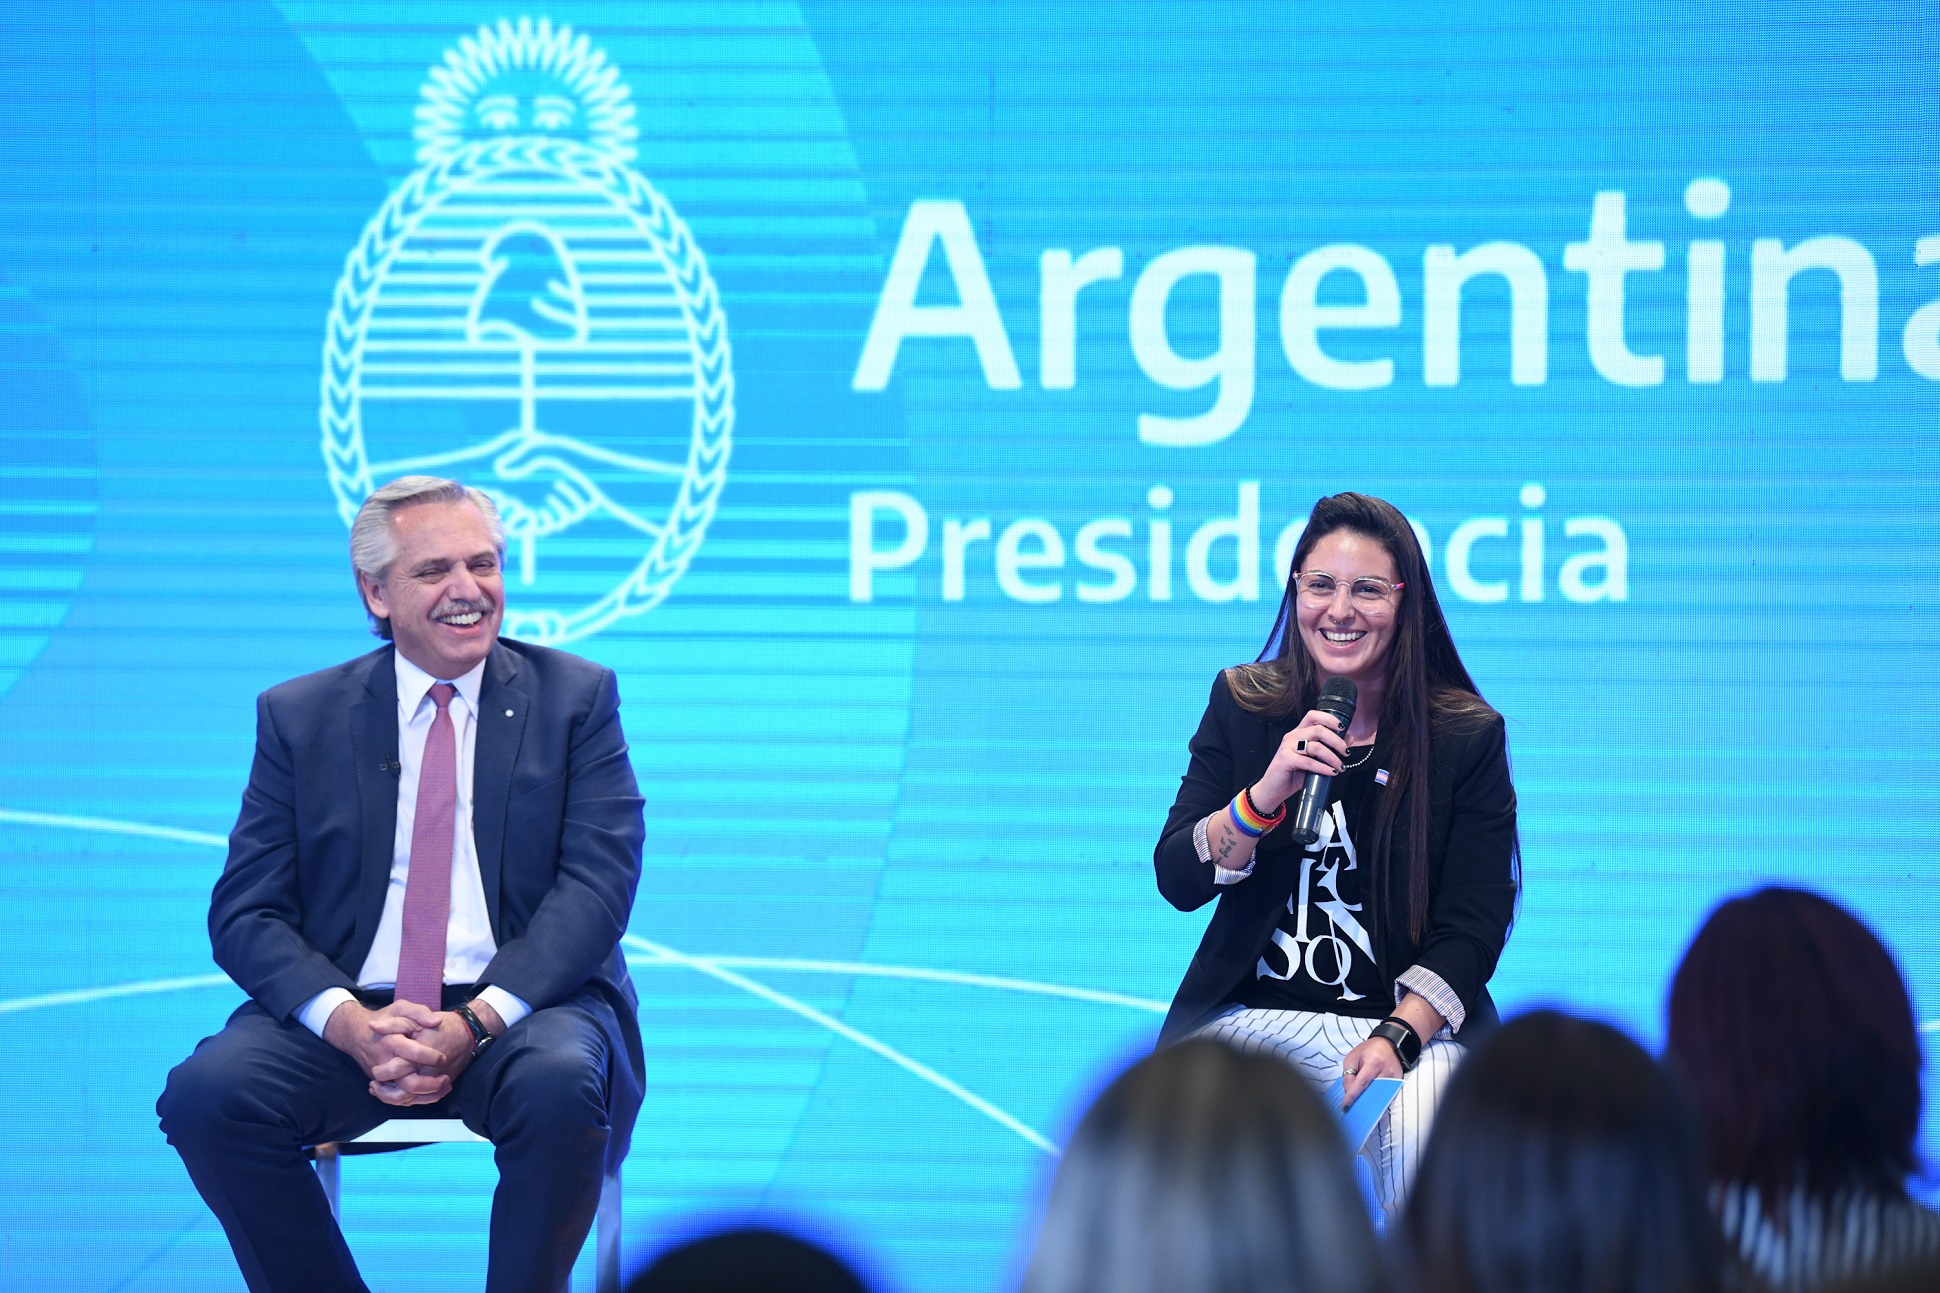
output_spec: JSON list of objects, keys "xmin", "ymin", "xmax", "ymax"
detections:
[
  {"xmin": 320, "ymin": 17, "xmax": 733, "ymax": 645},
  {"xmin": 413, "ymin": 17, "xmax": 639, "ymax": 164}
]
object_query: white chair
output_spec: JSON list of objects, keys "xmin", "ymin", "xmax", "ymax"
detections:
[{"xmin": 312, "ymin": 1119, "xmax": 621, "ymax": 1293}]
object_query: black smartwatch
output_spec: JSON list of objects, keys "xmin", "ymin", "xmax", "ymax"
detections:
[
  {"xmin": 1369, "ymin": 1016, "xmax": 1422, "ymax": 1072},
  {"xmin": 454, "ymin": 1002, "xmax": 497, "ymax": 1058}
]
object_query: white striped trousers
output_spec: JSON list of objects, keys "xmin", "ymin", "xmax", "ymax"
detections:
[{"xmin": 1192, "ymin": 1005, "xmax": 1463, "ymax": 1222}]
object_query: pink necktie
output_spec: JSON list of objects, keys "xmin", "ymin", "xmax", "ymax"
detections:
[{"xmin": 395, "ymin": 682, "xmax": 457, "ymax": 1010}]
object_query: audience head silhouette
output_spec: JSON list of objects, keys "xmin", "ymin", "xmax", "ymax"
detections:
[
  {"xmin": 1402, "ymin": 1009, "xmax": 1724, "ymax": 1293},
  {"xmin": 624, "ymin": 1224, "xmax": 869, "ymax": 1293},
  {"xmin": 1667, "ymin": 885, "xmax": 1921, "ymax": 1201},
  {"xmin": 1666, "ymin": 887, "xmax": 1938, "ymax": 1290},
  {"xmin": 1022, "ymin": 1038, "xmax": 1384, "ymax": 1293}
]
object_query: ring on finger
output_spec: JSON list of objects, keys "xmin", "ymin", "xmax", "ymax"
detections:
[{"xmin": 1296, "ymin": 739, "xmax": 1307, "ymax": 753}]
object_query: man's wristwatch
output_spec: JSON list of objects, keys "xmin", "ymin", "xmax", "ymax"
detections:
[
  {"xmin": 1369, "ymin": 1016, "xmax": 1423, "ymax": 1072},
  {"xmin": 454, "ymin": 1003, "xmax": 497, "ymax": 1058}
]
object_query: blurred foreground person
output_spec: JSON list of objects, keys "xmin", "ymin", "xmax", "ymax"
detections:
[
  {"xmin": 1668, "ymin": 887, "xmax": 1940, "ymax": 1290},
  {"xmin": 1402, "ymin": 1009, "xmax": 1727, "ymax": 1293},
  {"xmin": 1022, "ymin": 1038, "xmax": 1385, "ymax": 1293},
  {"xmin": 626, "ymin": 1225, "xmax": 869, "ymax": 1293}
]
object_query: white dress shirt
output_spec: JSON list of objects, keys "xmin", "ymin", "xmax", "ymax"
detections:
[{"xmin": 296, "ymin": 652, "xmax": 531, "ymax": 1036}]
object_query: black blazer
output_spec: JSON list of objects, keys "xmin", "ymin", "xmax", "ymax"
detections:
[
  {"xmin": 1154, "ymin": 671, "xmax": 1518, "ymax": 1047},
  {"xmin": 207, "ymin": 639, "xmax": 647, "ymax": 1087}
]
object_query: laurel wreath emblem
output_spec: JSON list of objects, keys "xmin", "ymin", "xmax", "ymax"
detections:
[{"xmin": 319, "ymin": 135, "xmax": 733, "ymax": 643}]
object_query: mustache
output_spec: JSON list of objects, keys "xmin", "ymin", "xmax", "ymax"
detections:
[{"xmin": 433, "ymin": 597, "xmax": 496, "ymax": 618}]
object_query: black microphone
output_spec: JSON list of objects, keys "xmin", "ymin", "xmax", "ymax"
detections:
[
  {"xmin": 1288, "ymin": 677, "xmax": 1357, "ymax": 846},
  {"xmin": 380, "ymin": 752, "xmax": 401, "ymax": 777}
]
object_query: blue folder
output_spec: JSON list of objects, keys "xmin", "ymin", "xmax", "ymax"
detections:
[{"xmin": 1326, "ymin": 1076, "xmax": 1404, "ymax": 1154}]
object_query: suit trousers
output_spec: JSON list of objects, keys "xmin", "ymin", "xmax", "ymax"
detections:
[{"xmin": 157, "ymin": 983, "xmax": 633, "ymax": 1293}]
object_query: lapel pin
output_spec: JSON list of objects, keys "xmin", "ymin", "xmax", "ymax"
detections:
[{"xmin": 505, "ymin": 709, "xmax": 515, "ymax": 717}]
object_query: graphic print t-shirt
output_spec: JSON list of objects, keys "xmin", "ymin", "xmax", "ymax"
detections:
[{"xmin": 1234, "ymin": 748, "xmax": 1389, "ymax": 1016}]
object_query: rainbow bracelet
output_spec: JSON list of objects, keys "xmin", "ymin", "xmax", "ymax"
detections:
[{"xmin": 1228, "ymin": 787, "xmax": 1285, "ymax": 837}]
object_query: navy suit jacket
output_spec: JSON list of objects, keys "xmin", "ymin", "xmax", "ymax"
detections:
[{"xmin": 207, "ymin": 639, "xmax": 646, "ymax": 1088}]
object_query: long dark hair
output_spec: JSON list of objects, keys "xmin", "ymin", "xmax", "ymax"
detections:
[
  {"xmin": 1022, "ymin": 1040, "xmax": 1385, "ymax": 1293},
  {"xmin": 1401, "ymin": 1010, "xmax": 1727, "ymax": 1293},
  {"xmin": 1227, "ymin": 491, "xmax": 1501, "ymax": 941},
  {"xmin": 1666, "ymin": 886, "xmax": 1923, "ymax": 1206}
]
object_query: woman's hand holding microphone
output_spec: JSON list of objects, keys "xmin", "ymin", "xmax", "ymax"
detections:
[
  {"xmin": 1203, "ymin": 707, "xmax": 1357, "ymax": 876},
  {"xmin": 1249, "ymin": 708, "xmax": 1354, "ymax": 815}
]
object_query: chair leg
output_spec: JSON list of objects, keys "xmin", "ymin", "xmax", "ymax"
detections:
[
  {"xmin": 595, "ymin": 1166, "xmax": 621, "ymax": 1293},
  {"xmin": 314, "ymin": 1143, "xmax": 341, "ymax": 1222},
  {"xmin": 315, "ymin": 1138, "xmax": 609, "ymax": 1284}
]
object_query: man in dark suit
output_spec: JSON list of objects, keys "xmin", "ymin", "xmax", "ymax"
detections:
[{"xmin": 157, "ymin": 476, "xmax": 645, "ymax": 1293}]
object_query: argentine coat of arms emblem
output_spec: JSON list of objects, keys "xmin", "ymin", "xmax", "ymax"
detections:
[{"xmin": 320, "ymin": 17, "xmax": 732, "ymax": 643}]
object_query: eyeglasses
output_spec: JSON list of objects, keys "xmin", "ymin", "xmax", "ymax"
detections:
[{"xmin": 1294, "ymin": 571, "xmax": 1405, "ymax": 605}]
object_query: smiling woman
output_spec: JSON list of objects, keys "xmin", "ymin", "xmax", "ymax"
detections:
[
  {"xmin": 1151, "ymin": 491, "xmax": 1520, "ymax": 1222},
  {"xmin": 1291, "ymin": 534, "xmax": 1404, "ymax": 704}
]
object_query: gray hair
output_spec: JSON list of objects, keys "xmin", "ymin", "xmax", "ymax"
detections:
[
  {"xmin": 350, "ymin": 476, "xmax": 505, "ymax": 638},
  {"xmin": 1023, "ymin": 1039, "xmax": 1385, "ymax": 1293}
]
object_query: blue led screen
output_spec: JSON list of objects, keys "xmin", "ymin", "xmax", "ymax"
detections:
[{"xmin": 0, "ymin": 2, "xmax": 1936, "ymax": 1288}]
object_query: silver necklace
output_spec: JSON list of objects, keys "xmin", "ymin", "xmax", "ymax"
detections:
[{"xmin": 1342, "ymin": 742, "xmax": 1376, "ymax": 769}]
